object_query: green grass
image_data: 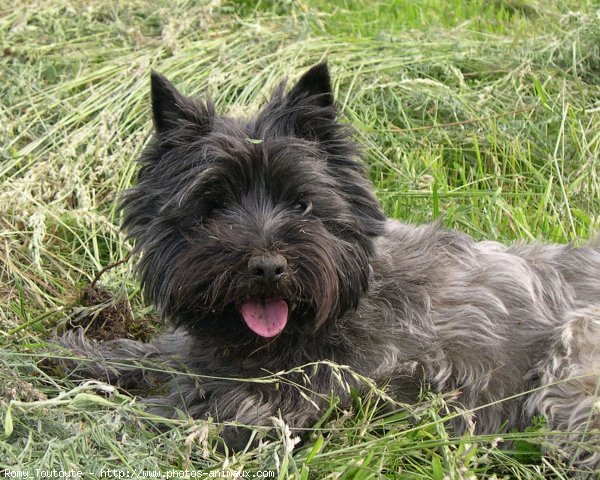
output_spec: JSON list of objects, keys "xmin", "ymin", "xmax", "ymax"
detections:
[{"xmin": 1, "ymin": 0, "xmax": 599, "ymax": 477}]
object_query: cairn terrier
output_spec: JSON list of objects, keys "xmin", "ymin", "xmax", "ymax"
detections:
[{"xmin": 61, "ymin": 63, "xmax": 600, "ymax": 470}]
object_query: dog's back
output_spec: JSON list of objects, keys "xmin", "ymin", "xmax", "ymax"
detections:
[{"xmin": 366, "ymin": 220, "xmax": 600, "ymax": 467}]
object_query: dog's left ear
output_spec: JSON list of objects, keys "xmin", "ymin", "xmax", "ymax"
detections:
[
  {"xmin": 285, "ymin": 62, "xmax": 334, "ymax": 110},
  {"xmin": 255, "ymin": 62, "xmax": 338, "ymax": 142}
]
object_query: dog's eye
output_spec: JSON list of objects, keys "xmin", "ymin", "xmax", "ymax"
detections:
[
  {"xmin": 294, "ymin": 199, "xmax": 312, "ymax": 214},
  {"xmin": 204, "ymin": 198, "xmax": 227, "ymax": 217}
]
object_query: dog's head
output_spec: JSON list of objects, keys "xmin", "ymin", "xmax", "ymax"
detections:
[{"xmin": 121, "ymin": 63, "xmax": 385, "ymax": 344}]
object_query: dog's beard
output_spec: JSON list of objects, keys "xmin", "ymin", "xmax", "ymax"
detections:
[{"xmin": 141, "ymin": 218, "xmax": 371, "ymax": 344}]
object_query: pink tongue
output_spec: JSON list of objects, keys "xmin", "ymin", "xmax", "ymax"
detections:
[{"xmin": 240, "ymin": 298, "xmax": 289, "ymax": 337}]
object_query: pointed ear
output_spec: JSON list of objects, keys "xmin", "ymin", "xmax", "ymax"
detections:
[
  {"xmin": 251, "ymin": 62, "xmax": 340, "ymax": 142},
  {"xmin": 286, "ymin": 62, "xmax": 334, "ymax": 108},
  {"xmin": 150, "ymin": 71, "xmax": 213, "ymax": 136}
]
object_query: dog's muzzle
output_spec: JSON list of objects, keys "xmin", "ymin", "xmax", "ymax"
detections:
[{"xmin": 248, "ymin": 254, "xmax": 288, "ymax": 285}]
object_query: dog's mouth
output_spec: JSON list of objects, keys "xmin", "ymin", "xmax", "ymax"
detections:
[{"xmin": 239, "ymin": 297, "xmax": 289, "ymax": 338}]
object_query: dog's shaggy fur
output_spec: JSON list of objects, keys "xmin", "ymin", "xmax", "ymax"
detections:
[{"xmin": 60, "ymin": 63, "xmax": 600, "ymax": 470}]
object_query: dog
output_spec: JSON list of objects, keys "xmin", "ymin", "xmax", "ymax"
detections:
[{"xmin": 59, "ymin": 63, "xmax": 600, "ymax": 471}]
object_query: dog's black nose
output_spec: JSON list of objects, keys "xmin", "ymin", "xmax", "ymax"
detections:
[{"xmin": 248, "ymin": 254, "xmax": 288, "ymax": 283}]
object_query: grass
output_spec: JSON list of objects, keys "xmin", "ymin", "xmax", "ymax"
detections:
[{"xmin": 1, "ymin": 0, "xmax": 599, "ymax": 477}]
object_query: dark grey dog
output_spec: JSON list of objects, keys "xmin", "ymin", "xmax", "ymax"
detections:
[{"xmin": 61, "ymin": 63, "xmax": 600, "ymax": 470}]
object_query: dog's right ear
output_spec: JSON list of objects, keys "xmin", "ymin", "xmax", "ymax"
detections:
[{"xmin": 150, "ymin": 71, "xmax": 214, "ymax": 136}]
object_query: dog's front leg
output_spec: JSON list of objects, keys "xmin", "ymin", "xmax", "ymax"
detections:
[
  {"xmin": 138, "ymin": 373, "xmax": 326, "ymax": 451},
  {"xmin": 145, "ymin": 362, "xmax": 352, "ymax": 451},
  {"xmin": 147, "ymin": 376, "xmax": 322, "ymax": 451}
]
